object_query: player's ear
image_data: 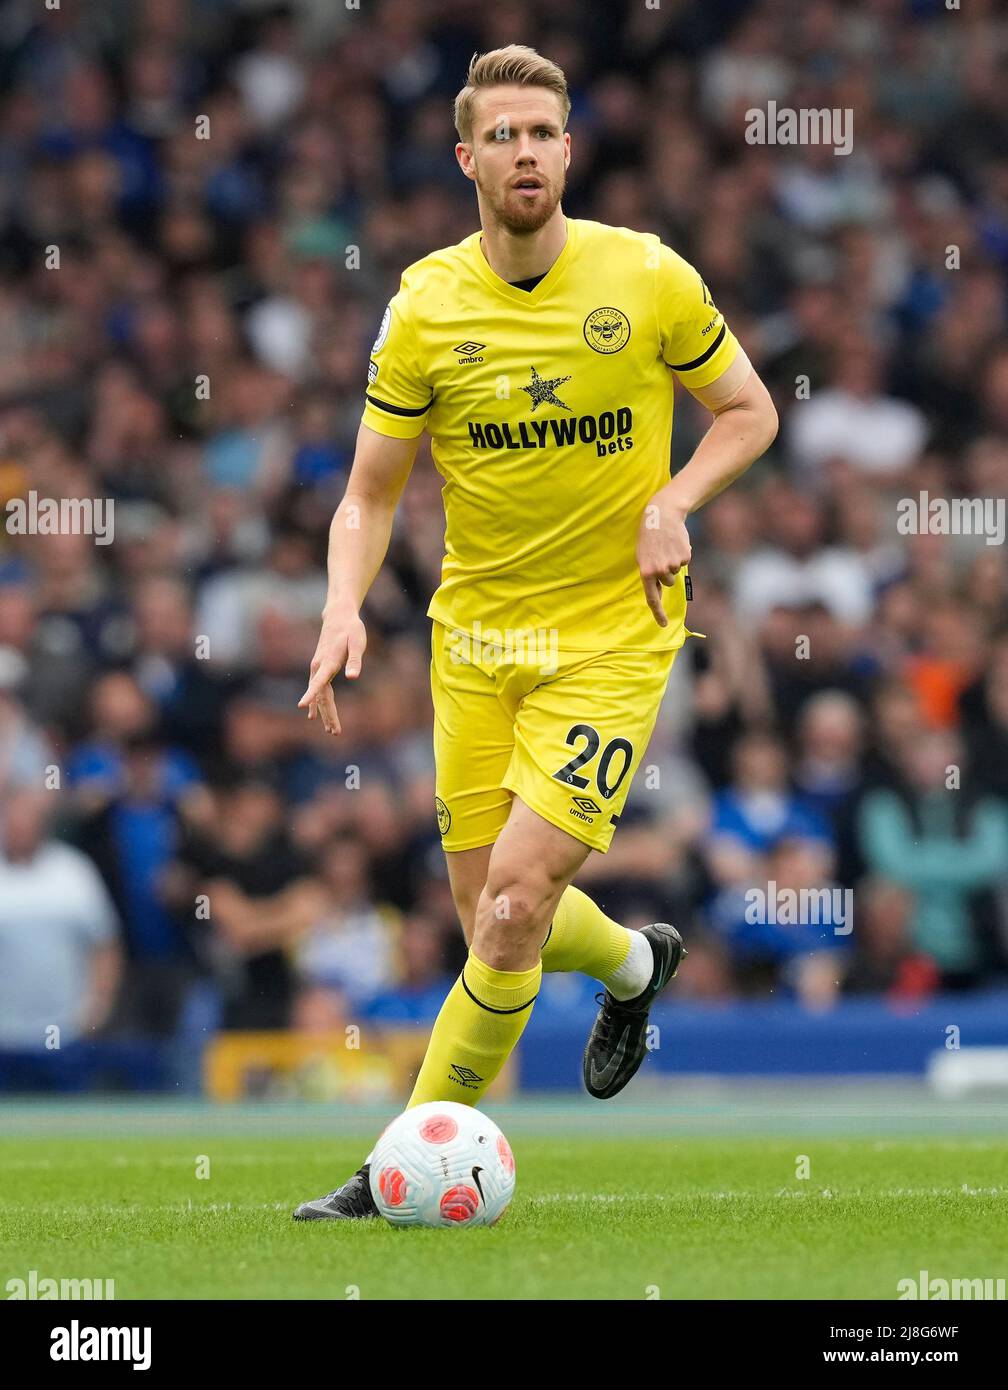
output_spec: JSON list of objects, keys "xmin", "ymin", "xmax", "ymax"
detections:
[
  {"xmin": 563, "ymin": 131, "xmax": 571, "ymax": 169},
  {"xmin": 455, "ymin": 142, "xmax": 477, "ymax": 181}
]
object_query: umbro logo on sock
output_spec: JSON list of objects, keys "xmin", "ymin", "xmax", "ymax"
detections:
[{"xmin": 450, "ymin": 1064, "xmax": 484, "ymax": 1088}]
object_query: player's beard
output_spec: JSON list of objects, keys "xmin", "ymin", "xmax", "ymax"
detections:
[{"xmin": 475, "ymin": 164, "xmax": 565, "ymax": 235}]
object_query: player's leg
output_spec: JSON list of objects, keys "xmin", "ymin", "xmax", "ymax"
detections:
[
  {"xmin": 446, "ymin": 844, "xmax": 651, "ymax": 1002},
  {"xmin": 444, "ymin": 844, "xmax": 492, "ymax": 943},
  {"xmin": 294, "ymin": 624, "xmax": 513, "ymax": 1222},
  {"xmin": 292, "ymin": 638, "xmax": 683, "ymax": 1219},
  {"xmin": 501, "ymin": 643, "xmax": 687, "ymax": 1099},
  {"xmin": 292, "ymin": 799, "xmax": 590, "ymax": 1221},
  {"xmin": 425, "ymin": 629, "xmax": 670, "ymax": 997},
  {"xmin": 405, "ymin": 794, "xmax": 591, "ymax": 1107},
  {"xmin": 435, "ymin": 625, "xmax": 664, "ymax": 993},
  {"xmin": 542, "ymin": 884, "xmax": 655, "ymax": 993}
]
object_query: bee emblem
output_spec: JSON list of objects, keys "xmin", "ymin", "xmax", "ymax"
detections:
[{"xmin": 583, "ymin": 306, "xmax": 631, "ymax": 354}]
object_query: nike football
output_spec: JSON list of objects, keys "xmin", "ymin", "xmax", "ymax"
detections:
[{"xmin": 369, "ymin": 1101, "xmax": 516, "ymax": 1227}]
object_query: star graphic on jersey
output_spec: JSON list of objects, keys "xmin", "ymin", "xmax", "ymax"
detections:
[{"xmin": 519, "ymin": 365, "xmax": 573, "ymax": 412}]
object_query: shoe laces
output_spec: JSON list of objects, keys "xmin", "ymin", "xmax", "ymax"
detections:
[{"xmin": 594, "ymin": 991, "xmax": 623, "ymax": 1044}]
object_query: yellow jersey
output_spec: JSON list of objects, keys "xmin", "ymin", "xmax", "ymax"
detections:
[{"xmin": 361, "ymin": 217, "xmax": 739, "ymax": 652}]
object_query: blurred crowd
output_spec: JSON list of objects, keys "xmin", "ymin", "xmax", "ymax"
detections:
[{"xmin": 1, "ymin": 0, "xmax": 1007, "ymax": 1084}]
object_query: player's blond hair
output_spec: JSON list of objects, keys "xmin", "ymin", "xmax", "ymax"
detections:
[{"xmin": 454, "ymin": 45, "xmax": 570, "ymax": 142}]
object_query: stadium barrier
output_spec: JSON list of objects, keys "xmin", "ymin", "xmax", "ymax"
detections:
[{"xmin": 202, "ymin": 1028, "xmax": 516, "ymax": 1102}]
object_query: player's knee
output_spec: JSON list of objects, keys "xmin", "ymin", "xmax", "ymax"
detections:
[
  {"xmin": 473, "ymin": 865, "xmax": 561, "ymax": 966},
  {"xmin": 485, "ymin": 862, "xmax": 558, "ymax": 925}
]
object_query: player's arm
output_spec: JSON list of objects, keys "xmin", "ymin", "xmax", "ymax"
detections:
[
  {"xmin": 639, "ymin": 367, "xmax": 778, "ymax": 626},
  {"xmin": 300, "ymin": 284, "xmax": 432, "ymax": 731},
  {"xmin": 639, "ymin": 248, "xmax": 778, "ymax": 626},
  {"xmin": 299, "ymin": 424, "xmax": 421, "ymax": 732}
]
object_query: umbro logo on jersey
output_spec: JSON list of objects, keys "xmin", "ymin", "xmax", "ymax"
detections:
[{"xmin": 454, "ymin": 341, "xmax": 486, "ymax": 363}]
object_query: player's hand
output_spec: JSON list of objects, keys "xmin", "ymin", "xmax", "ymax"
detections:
[
  {"xmin": 637, "ymin": 499, "xmax": 692, "ymax": 627},
  {"xmin": 298, "ymin": 606, "xmax": 367, "ymax": 735}
]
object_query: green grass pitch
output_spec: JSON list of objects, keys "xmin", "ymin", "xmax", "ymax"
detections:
[{"xmin": 2, "ymin": 1099, "xmax": 1006, "ymax": 1300}]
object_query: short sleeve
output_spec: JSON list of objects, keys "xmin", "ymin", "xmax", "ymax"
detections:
[
  {"xmin": 657, "ymin": 245, "xmax": 740, "ymax": 389},
  {"xmin": 361, "ymin": 280, "xmax": 433, "ymax": 439}
]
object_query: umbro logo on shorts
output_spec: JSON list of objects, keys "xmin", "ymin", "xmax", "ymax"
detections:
[{"xmin": 571, "ymin": 796, "xmax": 600, "ymax": 814}]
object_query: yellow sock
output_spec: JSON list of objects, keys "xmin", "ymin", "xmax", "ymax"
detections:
[
  {"xmin": 406, "ymin": 950, "xmax": 541, "ymax": 1108},
  {"xmin": 540, "ymin": 885, "xmax": 632, "ymax": 980}
]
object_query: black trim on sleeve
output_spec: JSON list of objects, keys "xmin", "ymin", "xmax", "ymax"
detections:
[
  {"xmin": 666, "ymin": 323, "xmax": 726, "ymax": 373},
  {"xmin": 365, "ymin": 392, "xmax": 433, "ymax": 417}
]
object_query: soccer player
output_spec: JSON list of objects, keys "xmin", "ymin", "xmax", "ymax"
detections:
[{"xmin": 293, "ymin": 45, "xmax": 777, "ymax": 1219}]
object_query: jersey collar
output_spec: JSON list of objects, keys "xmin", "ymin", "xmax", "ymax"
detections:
[{"xmin": 468, "ymin": 217, "xmax": 578, "ymax": 305}]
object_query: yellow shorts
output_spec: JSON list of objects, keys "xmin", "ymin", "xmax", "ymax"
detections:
[{"xmin": 430, "ymin": 620, "xmax": 681, "ymax": 854}]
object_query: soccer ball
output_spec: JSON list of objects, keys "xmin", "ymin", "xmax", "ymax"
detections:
[{"xmin": 369, "ymin": 1101, "xmax": 516, "ymax": 1227}]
